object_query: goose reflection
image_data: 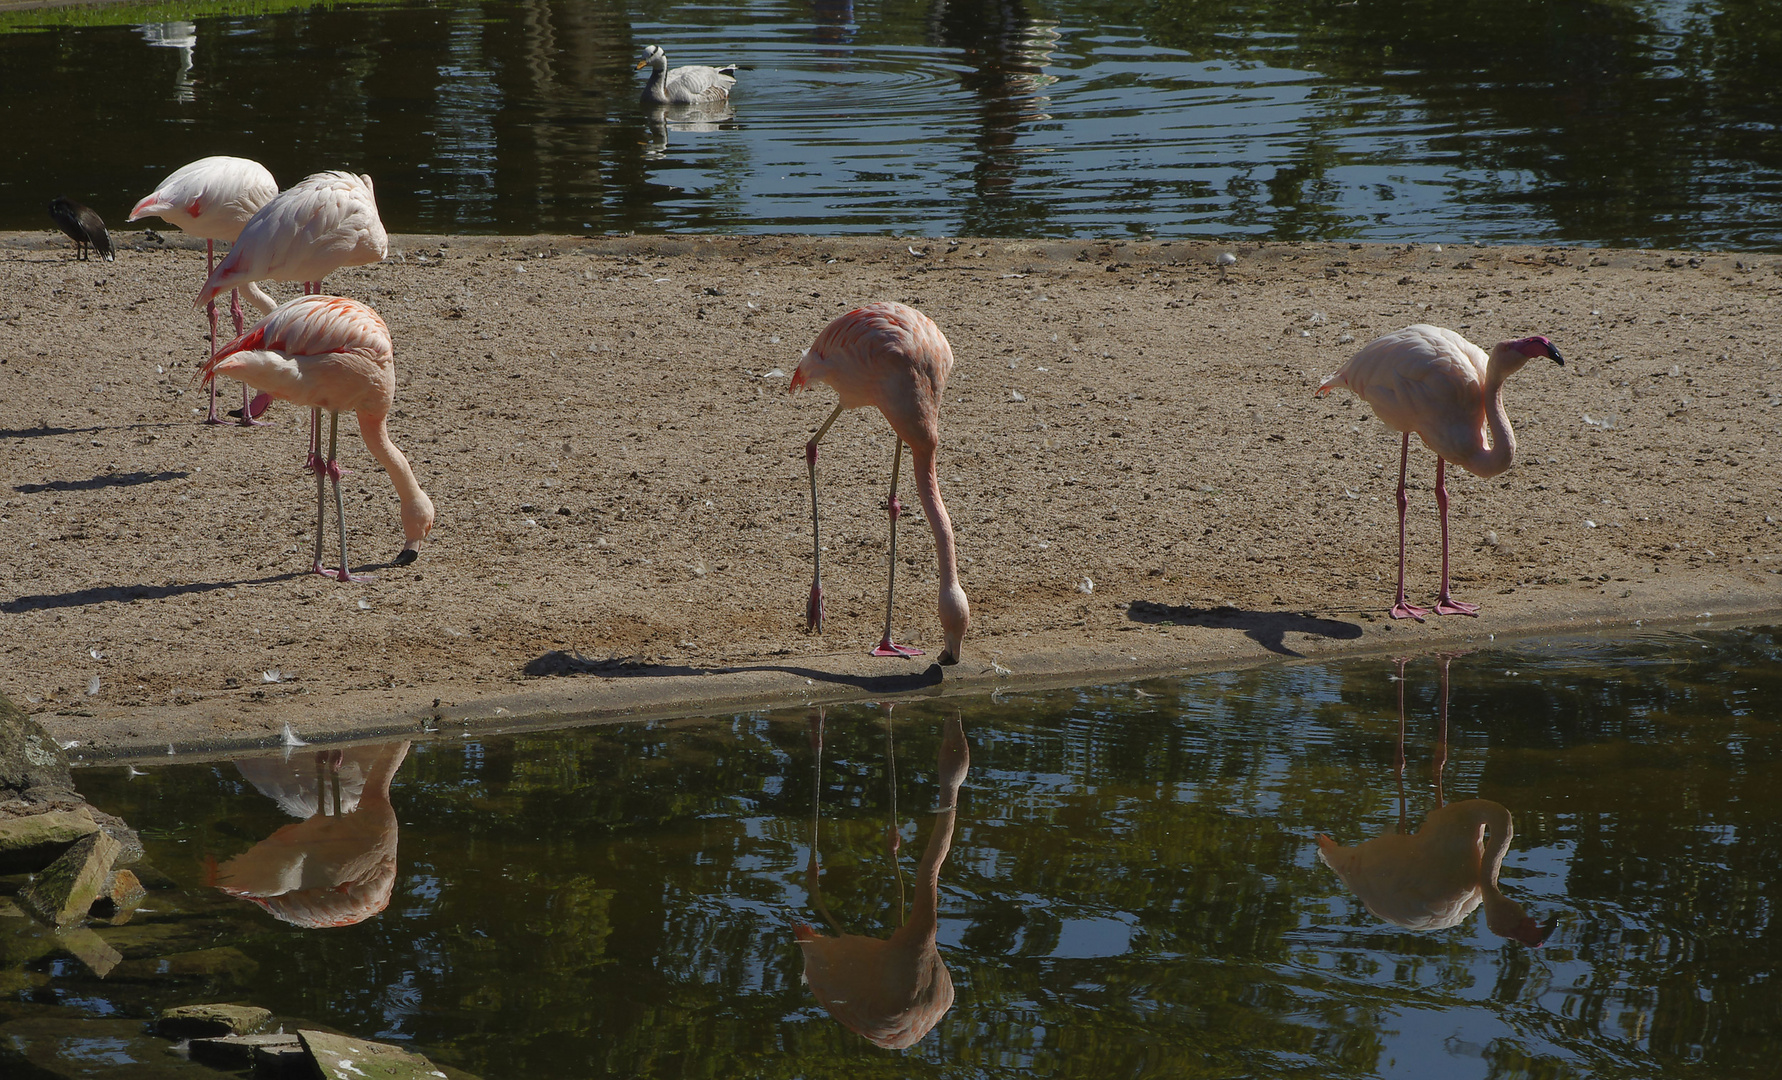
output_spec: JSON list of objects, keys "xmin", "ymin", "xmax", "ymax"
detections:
[
  {"xmin": 796, "ymin": 710, "xmax": 968, "ymax": 1049},
  {"xmin": 1317, "ymin": 657, "xmax": 1553, "ymax": 946},
  {"xmin": 643, "ymin": 101, "xmax": 738, "ymax": 160},
  {"xmin": 211, "ymin": 740, "xmax": 409, "ymax": 928}
]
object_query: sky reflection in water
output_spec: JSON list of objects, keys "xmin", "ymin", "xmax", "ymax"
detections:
[{"xmin": 62, "ymin": 627, "xmax": 1782, "ymax": 1079}]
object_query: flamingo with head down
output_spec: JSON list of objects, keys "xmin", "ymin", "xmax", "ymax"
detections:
[
  {"xmin": 202, "ymin": 294, "xmax": 432, "ymax": 581},
  {"xmin": 791, "ymin": 302, "xmax": 970, "ymax": 664}
]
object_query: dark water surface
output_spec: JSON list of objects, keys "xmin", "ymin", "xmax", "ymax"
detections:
[
  {"xmin": 7, "ymin": 627, "xmax": 1774, "ymax": 1078},
  {"xmin": 5, "ymin": 0, "xmax": 1782, "ymax": 246}
]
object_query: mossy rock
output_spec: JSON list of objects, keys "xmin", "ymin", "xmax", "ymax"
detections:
[{"xmin": 157, "ymin": 1002, "xmax": 271, "ymax": 1038}]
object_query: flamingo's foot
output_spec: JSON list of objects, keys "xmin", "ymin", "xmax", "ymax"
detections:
[
  {"xmin": 202, "ymin": 414, "xmax": 230, "ymax": 426},
  {"xmin": 1389, "ymin": 601, "xmax": 1429, "ymax": 622},
  {"xmin": 315, "ymin": 563, "xmax": 376, "ymax": 583},
  {"xmin": 805, "ymin": 584, "xmax": 824, "ymax": 632},
  {"xmin": 871, "ymin": 638, "xmax": 924, "ymax": 658},
  {"xmin": 1434, "ymin": 596, "xmax": 1481, "ymax": 616}
]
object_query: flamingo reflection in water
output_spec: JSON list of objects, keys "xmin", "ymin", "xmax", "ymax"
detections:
[
  {"xmin": 210, "ymin": 741, "xmax": 409, "ymax": 928},
  {"xmin": 1316, "ymin": 657, "xmax": 1554, "ymax": 946},
  {"xmin": 796, "ymin": 709, "xmax": 968, "ymax": 1049}
]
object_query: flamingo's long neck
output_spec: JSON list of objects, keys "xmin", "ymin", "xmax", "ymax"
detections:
[
  {"xmin": 1465, "ymin": 801, "xmax": 1516, "ymax": 893},
  {"xmin": 356, "ymin": 412, "xmax": 434, "ymax": 547},
  {"xmin": 241, "ymin": 280, "xmax": 278, "ymax": 316},
  {"xmin": 1460, "ymin": 352, "xmax": 1518, "ymax": 479},
  {"xmin": 910, "ymin": 447, "xmax": 964, "ymax": 621},
  {"xmin": 909, "ymin": 445, "xmax": 971, "ymax": 662}
]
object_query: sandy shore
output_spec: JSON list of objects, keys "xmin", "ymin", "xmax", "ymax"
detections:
[{"xmin": 2, "ymin": 231, "xmax": 1779, "ymax": 759}]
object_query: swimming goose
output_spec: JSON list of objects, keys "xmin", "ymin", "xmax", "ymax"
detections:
[{"xmin": 636, "ymin": 44, "xmax": 737, "ymax": 105}]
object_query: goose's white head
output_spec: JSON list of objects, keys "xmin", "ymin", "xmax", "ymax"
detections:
[{"xmin": 636, "ymin": 44, "xmax": 667, "ymax": 71}]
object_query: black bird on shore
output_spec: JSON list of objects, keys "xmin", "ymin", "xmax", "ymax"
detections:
[{"xmin": 48, "ymin": 196, "xmax": 114, "ymax": 261}]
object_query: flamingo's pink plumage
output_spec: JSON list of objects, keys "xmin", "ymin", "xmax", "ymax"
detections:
[
  {"xmin": 1316, "ymin": 323, "xmax": 1564, "ymax": 620},
  {"xmin": 204, "ymin": 295, "xmax": 433, "ymax": 580},
  {"xmin": 196, "ymin": 170, "xmax": 388, "ymax": 311},
  {"xmin": 791, "ymin": 302, "xmax": 969, "ymax": 664}
]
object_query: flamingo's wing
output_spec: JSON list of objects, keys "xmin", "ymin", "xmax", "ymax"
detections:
[
  {"xmin": 204, "ymin": 295, "xmax": 393, "ymax": 412},
  {"xmin": 1323, "ymin": 324, "xmax": 1485, "ymax": 439},
  {"xmin": 198, "ymin": 172, "xmax": 387, "ymax": 306},
  {"xmin": 131, "ymin": 157, "xmax": 278, "ymax": 240}
]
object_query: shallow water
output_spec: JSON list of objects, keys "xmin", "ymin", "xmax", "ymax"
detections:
[
  {"xmin": 2, "ymin": 626, "xmax": 1770, "ymax": 1078},
  {"xmin": 6, "ymin": 0, "xmax": 1782, "ymax": 246}
]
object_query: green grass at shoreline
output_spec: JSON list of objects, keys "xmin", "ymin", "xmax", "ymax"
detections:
[{"xmin": 0, "ymin": 0, "xmax": 396, "ymax": 35}]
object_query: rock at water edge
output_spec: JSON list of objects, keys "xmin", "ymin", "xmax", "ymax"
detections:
[{"xmin": 17, "ymin": 828, "xmax": 121, "ymax": 927}]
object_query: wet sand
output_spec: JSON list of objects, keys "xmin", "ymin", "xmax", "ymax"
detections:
[{"xmin": 3, "ymin": 231, "xmax": 1779, "ymax": 758}]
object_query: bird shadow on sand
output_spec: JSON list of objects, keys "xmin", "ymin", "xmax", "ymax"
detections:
[
  {"xmin": 3, "ymin": 572, "xmax": 310, "ymax": 614},
  {"xmin": 15, "ymin": 470, "xmax": 189, "ymax": 494},
  {"xmin": 1126, "ymin": 600, "xmax": 1362, "ymax": 658},
  {"xmin": 0, "ymin": 422, "xmax": 182, "ymax": 441},
  {"xmin": 524, "ymin": 650, "xmax": 945, "ymax": 693}
]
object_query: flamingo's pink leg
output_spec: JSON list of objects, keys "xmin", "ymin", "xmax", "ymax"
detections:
[
  {"xmin": 229, "ymin": 287, "xmax": 273, "ymax": 427},
  {"xmin": 305, "ymin": 409, "xmax": 325, "ymax": 477},
  {"xmin": 1433, "ymin": 458, "xmax": 1480, "ymax": 616},
  {"xmin": 804, "ymin": 403, "xmax": 845, "ymax": 633},
  {"xmin": 872, "ymin": 440, "xmax": 923, "ymax": 658},
  {"xmin": 310, "ymin": 408, "xmax": 328, "ymax": 575},
  {"xmin": 202, "ymin": 241, "xmax": 229, "ymax": 426},
  {"xmin": 1390, "ymin": 433, "xmax": 1429, "ymax": 621},
  {"xmin": 316, "ymin": 409, "xmax": 373, "ymax": 583}
]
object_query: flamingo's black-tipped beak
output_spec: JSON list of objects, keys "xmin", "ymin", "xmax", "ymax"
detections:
[
  {"xmin": 937, "ymin": 650, "xmax": 959, "ymax": 666},
  {"xmin": 393, "ymin": 549, "xmax": 419, "ymax": 567},
  {"xmin": 1547, "ymin": 344, "xmax": 1566, "ymax": 366}
]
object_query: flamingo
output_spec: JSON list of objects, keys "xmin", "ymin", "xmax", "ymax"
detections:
[
  {"xmin": 796, "ymin": 711, "xmax": 967, "ymax": 1049},
  {"xmin": 195, "ymin": 170, "xmax": 388, "ymax": 308},
  {"xmin": 48, "ymin": 197, "xmax": 113, "ymax": 261},
  {"xmin": 636, "ymin": 44, "xmax": 738, "ymax": 105},
  {"xmin": 129, "ymin": 156, "xmax": 280, "ymax": 425},
  {"xmin": 201, "ymin": 294, "xmax": 433, "ymax": 581},
  {"xmin": 1315, "ymin": 324, "xmax": 1564, "ymax": 620},
  {"xmin": 1315, "ymin": 656, "xmax": 1552, "ymax": 946},
  {"xmin": 791, "ymin": 302, "xmax": 970, "ymax": 664}
]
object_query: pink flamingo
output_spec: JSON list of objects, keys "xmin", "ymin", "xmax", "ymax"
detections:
[
  {"xmin": 1315, "ymin": 324, "xmax": 1564, "ymax": 620},
  {"xmin": 202, "ymin": 295, "xmax": 433, "ymax": 581},
  {"xmin": 791, "ymin": 302, "xmax": 970, "ymax": 664},
  {"xmin": 129, "ymin": 156, "xmax": 280, "ymax": 425},
  {"xmin": 195, "ymin": 169, "xmax": 387, "ymax": 307}
]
